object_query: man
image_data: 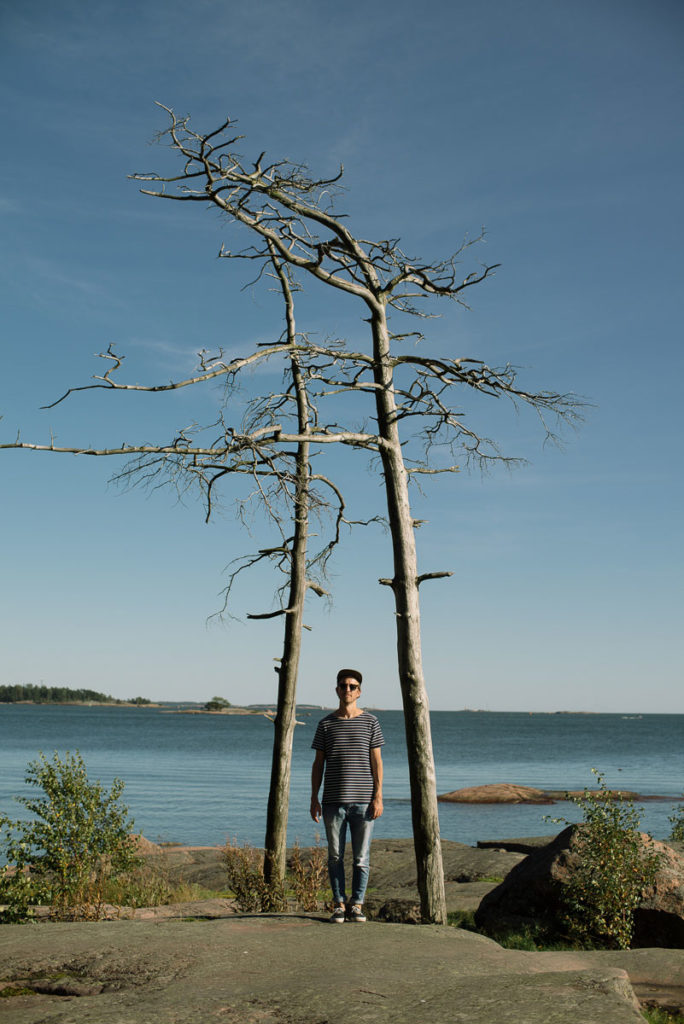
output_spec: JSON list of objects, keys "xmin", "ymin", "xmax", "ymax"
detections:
[{"xmin": 310, "ymin": 668, "xmax": 384, "ymax": 923}]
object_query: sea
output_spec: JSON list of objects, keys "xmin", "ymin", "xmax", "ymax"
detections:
[{"xmin": 1, "ymin": 705, "xmax": 682, "ymax": 849}]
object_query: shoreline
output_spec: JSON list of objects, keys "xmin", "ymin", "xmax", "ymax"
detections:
[{"xmin": 2, "ymin": 702, "xmax": 681, "ymax": 715}]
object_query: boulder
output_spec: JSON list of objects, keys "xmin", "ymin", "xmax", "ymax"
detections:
[
  {"xmin": 129, "ymin": 834, "xmax": 162, "ymax": 856},
  {"xmin": 438, "ymin": 783, "xmax": 553, "ymax": 804},
  {"xmin": 475, "ymin": 826, "xmax": 684, "ymax": 948},
  {"xmin": 637, "ymin": 840, "xmax": 684, "ymax": 947}
]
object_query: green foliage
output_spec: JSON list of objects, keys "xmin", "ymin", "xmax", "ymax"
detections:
[
  {"xmin": 0, "ymin": 985, "xmax": 36, "ymax": 998},
  {"xmin": 205, "ymin": 696, "xmax": 232, "ymax": 711},
  {"xmin": 101, "ymin": 860, "xmax": 174, "ymax": 909},
  {"xmin": 447, "ymin": 909, "xmax": 477, "ymax": 931},
  {"xmin": 641, "ymin": 1007, "xmax": 684, "ymax": 1024},
  {"xmin": 0, "ymin": 684, "xmax": 118, "ymax": 704},
  {"xmin": 0, "ymin": 856, "xmax": 49, "ymax": 923},
  {"xmin": 668, "ymin": 800, "xmax": 684, "ymax": 842},
  {"xmin": 554, "ymin": 769, "xmax": 660, "ymax": 950},
  {"xmin": 0, "ymin": 751, "xmax": 139, "ymax": 921},
  {"xmin": 100, "ymin": 853, "xmax": 227, "ymax": 908},
  {"xmin": 477, "ymin": 918, "xmax": 591, "ymax": 951},
  {"xmin": 448, "ymin": 909, "xmax": 594, "ymax": 951}
]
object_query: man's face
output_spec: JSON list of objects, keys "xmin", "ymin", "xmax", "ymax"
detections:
[{"xmin": 336, "ymin": 677, "xmax": 360, "ymax": 704}]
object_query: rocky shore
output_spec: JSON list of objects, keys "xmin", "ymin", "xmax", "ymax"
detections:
[
  {"xmin": 2, "ymin": 836, "xmax": 683, "ymax": 1023},
  {"xmin": 437, "ymin": 782, "xmax": 679, "ymax": 804}
]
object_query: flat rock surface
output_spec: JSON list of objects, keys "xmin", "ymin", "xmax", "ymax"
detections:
[
  {"xmin": 438, "ymin": 783, "xmax": 674, "ymax": 804},
  {"xmin": 152, "ymin": 837, "xmax": 524, "ymax": 912},
  {"xmin": 0, "ymin": 915, "xmax": 667, "ymax": 1024},
  {"xmin": 4, "ymin": 837, "xmax": 682, "ymax": 1021},
  {"xmin": 366, "ymin": 837, "xmax": 525, "ymax": 895}
]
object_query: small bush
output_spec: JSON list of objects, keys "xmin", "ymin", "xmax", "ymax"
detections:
[
  {"xmin": 0, "ymin": 862, "xmax": 49, "ymax": 923},
  {"xmin": 223, "ymin": 839, "xmax": 328, "ymax": 913},
  {"xmin": 223, "ymin": 840, "xmax": 286, "ymax": 912},
  {"xmin": 668, "ymin": 801, "xmax": 684, "ymax": 842},
  {"xmin": 289, "ymin": 841, "xmax": 327, "ymax": 911},
  {"xmin": 552, "ymin": 769, "xmax": 660, "ymax": 950},
  {"xmin": 0, "ymin": 751, "xmax": 139, "ymax": 921},
  {"xmin": 102, "ymin": 861, "xmax": 174, "ymax": 908}
]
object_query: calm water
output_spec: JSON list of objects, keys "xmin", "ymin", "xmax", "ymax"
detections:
[{"xmin": 1, "ymin": 705, "xmax": 682, "ymax": 848}]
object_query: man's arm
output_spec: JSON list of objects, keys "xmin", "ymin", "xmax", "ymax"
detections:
[
  {"xmin": 310, "ymin": 749, "xmax": 325, "ymax": 822},
  {"xmin": 369, "ymin": 746, "xmax": 383, "ymax": 819}
]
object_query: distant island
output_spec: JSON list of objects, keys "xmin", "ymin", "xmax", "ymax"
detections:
[
  {"xmin": 0, "ymin": 684, "xmax": 152, "ymax": 706},
  {"xmin": 174, "ymin": 697, "xmax": 276, "ymax": 718}
]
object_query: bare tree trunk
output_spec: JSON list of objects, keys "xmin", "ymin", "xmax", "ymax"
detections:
[
  {"xmin": 370, "ymin": 304, "xmax": 447, "ymax": 924},
  {"xmin": 263, "ymin": 469, "xmax": 308, "ymax": 885},
  {"xmin": 263, "ymin": 256, "xmax": 311, "ymax": 886}
]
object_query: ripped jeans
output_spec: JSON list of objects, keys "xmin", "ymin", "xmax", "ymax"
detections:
[{"xmin": 322, "ymin": 802, "xmax": 375, "ymax": 905}]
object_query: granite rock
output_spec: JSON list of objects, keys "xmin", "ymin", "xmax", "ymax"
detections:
[{"xmin": 475, "ymin": 826, "xmax": 684, "ymax": 948}]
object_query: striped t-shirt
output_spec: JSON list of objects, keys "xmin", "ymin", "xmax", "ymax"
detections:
[{"xmin": 312, "ymin": 711, "xmax": 385, "ymax": 803}]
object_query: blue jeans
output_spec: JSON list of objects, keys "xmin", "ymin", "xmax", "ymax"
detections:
[{"xmin": 322, "ymin": 802, "xmax": 375, "ymax": 905}]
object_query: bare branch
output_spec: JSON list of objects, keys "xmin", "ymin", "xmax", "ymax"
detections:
[
  {"xmin": 41, "ymin": 341, "xmax": 293, "ymax": 409},
  {"xmin": 416, "ymin": 571, "xmax": 453, "ymax": 586},
  {"xmin": 247, "ymin": 608, "xmax": 292, "ymax": 620}
]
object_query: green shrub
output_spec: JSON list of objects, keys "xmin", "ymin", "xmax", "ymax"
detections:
[
  {"xmin": 553, "ymin": 769, "xmax": 660, "ymax": 950},
  {"xmin": 0, "ymin": 751, "xmax": 139, "ymax": 921},
  {"xmin": 668, "ymin": 801, "xmax": 684, "ymax": 842},
  {"xmin": 0, "ymin": 859, "xmax": 49, "ymax": 923}
]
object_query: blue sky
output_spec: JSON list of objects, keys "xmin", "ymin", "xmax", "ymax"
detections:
[{"xmin": 1, "ymin": 0, "xmax": 682, "ymax": 711}]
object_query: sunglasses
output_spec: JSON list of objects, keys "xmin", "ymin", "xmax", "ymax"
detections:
[{"xmin": 337, "ymin": 683, "xmax": 359, "ymax": 691}]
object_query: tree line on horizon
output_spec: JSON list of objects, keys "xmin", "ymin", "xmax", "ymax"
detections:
[{"xmin": 0, "ymin": 684, "xmax": 151, "ymax": 705}]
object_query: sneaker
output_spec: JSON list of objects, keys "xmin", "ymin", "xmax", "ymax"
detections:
[
  {"xmin": 348, "ymin": 904, "xmax": 366, "ymax": 923},
  {"xmin": 329, "ymin": 903, "xmax": 346, "ymax": 924}
]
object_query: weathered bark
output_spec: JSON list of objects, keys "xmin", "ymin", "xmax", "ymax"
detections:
[
  {"xmin": 263, "ymin": 501, "xmax": 306, "ymax": 884},
  {"xmin": 263, "ymin": 256, "xmax": 311, "ymax": 886},
  {"xmin": 370, "ymin": 302, "xmax": 447, "ymax": 924}
]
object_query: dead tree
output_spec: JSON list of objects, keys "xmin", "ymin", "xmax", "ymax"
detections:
[
  {"xmin": 2, "ymin": 109, "xmax": 582, "ymax": 920},
  {"xmin": 126, "ymin": 106, "xmax": 582, "ymax": 922},
  {"xmin": 1, "ymin": 257, "xmax": 372, "ymax": 889}
]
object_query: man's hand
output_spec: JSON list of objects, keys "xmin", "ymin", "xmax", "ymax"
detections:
[
  {"xmin": 310, "ymin": 797, "xmax": 322, "ymax": 822},
  {"xmin": 368, "ymin": 795, "xmax": 383, "ymax": 820}
]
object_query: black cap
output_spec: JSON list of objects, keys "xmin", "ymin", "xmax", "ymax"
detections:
[{"xmin": 336, "ymin": 668, "xmax": 362, "ymax": 685}]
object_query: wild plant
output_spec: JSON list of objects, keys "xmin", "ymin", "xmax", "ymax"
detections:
[
  {"xmin": 289, "ymin": 840, "xmax": 327, "ymax": 911},
  {"xmin": 223, "ymin": 839, "xmax": 286, "ymax": 912},
  {"xmin": 668, "ymin": 800, "xmax": 684, "ymax": 842},
  {"xmin": 0, "ymin": 751, "xmax": 139, "ymax": 921},
  {"xmin": 552, "ymin": 769, "xmax": 660, "ymax": 949},
  {"xmin": 101, "ymin": 859, "xmax": 174, "ymax": 908}
]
